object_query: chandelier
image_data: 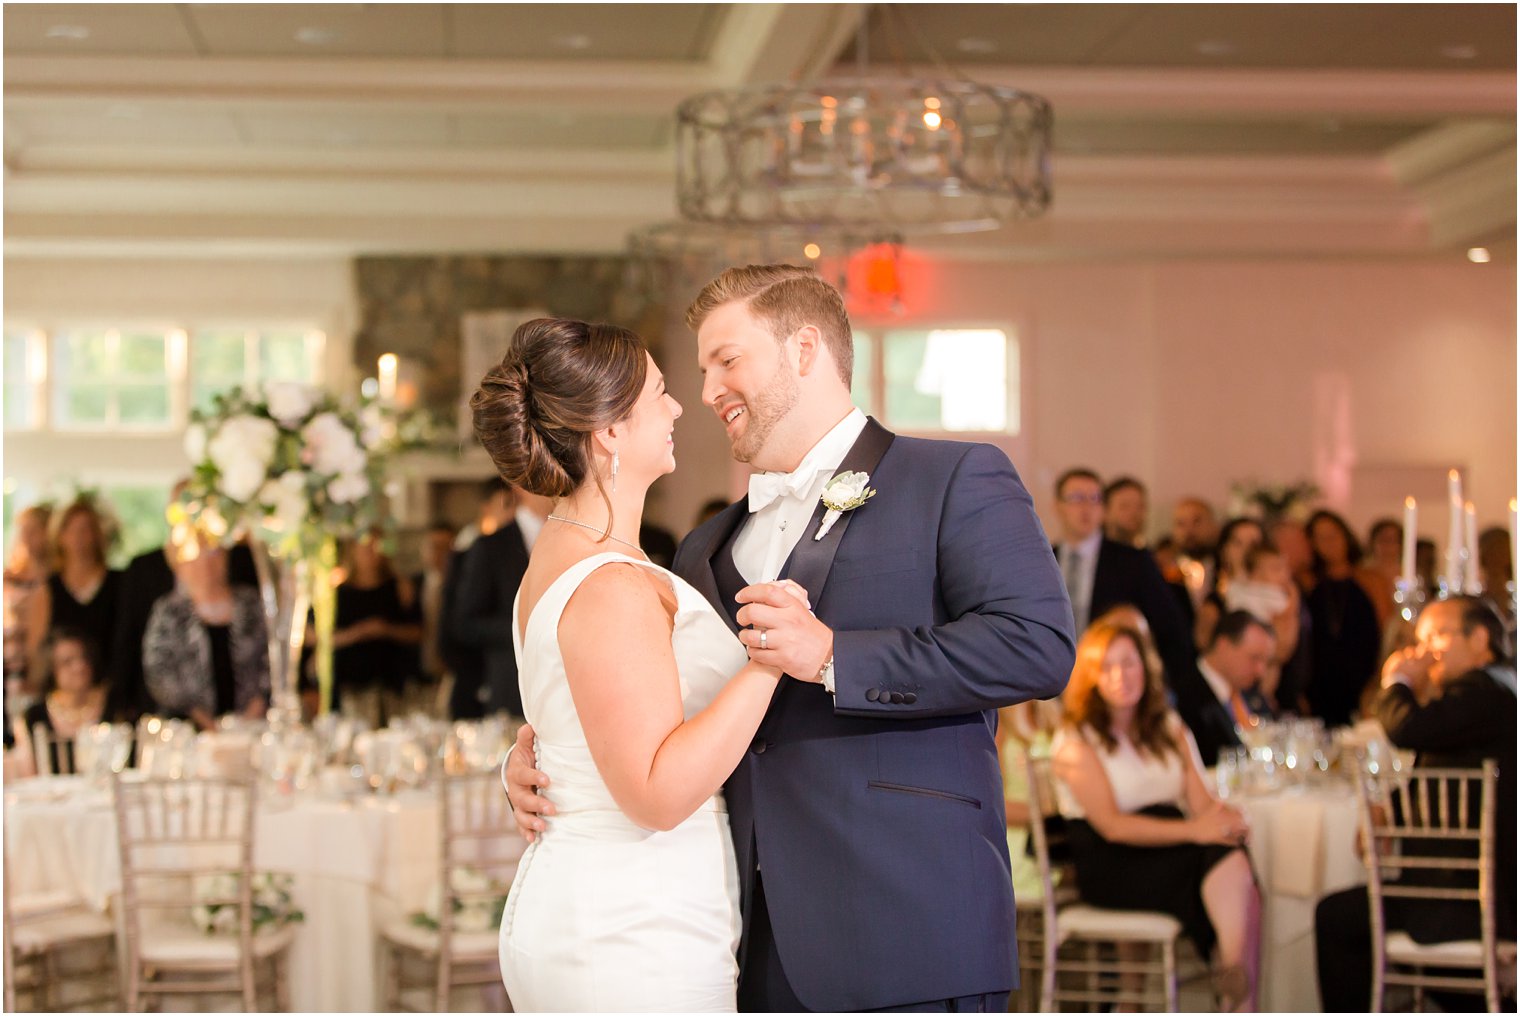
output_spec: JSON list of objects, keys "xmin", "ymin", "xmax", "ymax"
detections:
[{"xmin": 672, "ymin": 10, "xmax": 1053, "ymax": 236}]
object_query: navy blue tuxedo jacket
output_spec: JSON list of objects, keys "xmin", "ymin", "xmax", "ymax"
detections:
[{"xmin": 673, "ymin": 420, "xmax": 1075, "ymax": 1011}]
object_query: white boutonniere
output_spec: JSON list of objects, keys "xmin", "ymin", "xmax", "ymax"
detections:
[{"xmin": 814, "ymin": 470, "xmax": 876, "ymax": 541}]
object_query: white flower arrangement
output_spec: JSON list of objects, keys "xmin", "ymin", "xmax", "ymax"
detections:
[
  {"xmin": 181, "ymin": 382, "xmax": 393, "ymax": 560},
  {"xmin": 190, "ymin": 872, "xmax": 304, "ymax": 935},
  {"xmin": 409, "ymin": 866, "xmax": 510, "ymax": 933},
  {"xmin": 814, "ymin": 470, "xmax": 877, "ymax": 541}
]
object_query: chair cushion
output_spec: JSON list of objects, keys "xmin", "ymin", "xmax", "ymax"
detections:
[
  {"xmin": 379, "ymin": 919, "xmax": 499, "ymax": 962},
  {"xmin": 137, "ymin": 922, "xmax": 298, "ymax": 965},
  {"xmin": 1057, "ymin": 904, "xmax": 1182, "ymax": 943},
  {"xmin": 1387, "ymin": 931, "xmax": 1518, "ymax": 968},
  {"xmin": 11, "ymin": 908, "xmax": 115, "ymax": 953},
  {"xmin": 9, "ymin": 890, "xmax": 90, "ymax": 920}
]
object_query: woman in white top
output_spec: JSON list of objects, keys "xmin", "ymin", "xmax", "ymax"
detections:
[
  {"xmin": 1052, "ymin": 618, "xmax": 1262, "ymax": 1011},
  {"xmin": 470, "ymin": 317, "xmax": 808, "ymax": 1011}
]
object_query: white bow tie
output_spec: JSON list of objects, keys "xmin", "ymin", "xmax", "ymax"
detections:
[{"xmin": 747, "ymin": 468, "xmax": 819, "ymax": 513}]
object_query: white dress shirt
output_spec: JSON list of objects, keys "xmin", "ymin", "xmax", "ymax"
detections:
[
  {"xmin": 1197, "ymin": 657, "xmax": 1234, "ymax": 708},
  {"xmin": 1059, "ymin": 531, "xmax": 1102, "ymax": 632},
  {"xmin": 732, "ymin": 408, "xmax": 867, "ymax": 586}
]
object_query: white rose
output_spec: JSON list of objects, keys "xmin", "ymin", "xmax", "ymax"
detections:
[
  {"xmin": 208, "ymin": 415, "xmax": 279, "ymax": 502},
  {"xmin": 359, "ymin": 404, "xmax": 386, "ymax": 448},
  {"xmin": 301, "ymin": 413, "xmax": 365, "ymax": 476},
  {"xmin": 265, "ymin": 383, "xmax": 318, "ymax": 427},
  {"xmin": 822, "ymin": 471, "xmax": 873, "ymax": 510},
  {"xmin": 184, "ymin": 422, "xmax": 208, "ymax": 463},
  {"xmin": 191, "ymin": 904, "xmax": 214, "ymax": 933},
  {"xmin": 327, "ymin": 472, "xmax": 369, "ymax": 505}
]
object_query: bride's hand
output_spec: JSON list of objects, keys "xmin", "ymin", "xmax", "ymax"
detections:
[
  {"xmin": 735, "ymin": 580, "xmax": 832, "ymax": 683},
  {"xmin": 503, "ymin": 723, "xmax": 554, "ymax": 843}
]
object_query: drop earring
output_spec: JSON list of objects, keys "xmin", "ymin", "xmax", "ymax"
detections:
[{"xmin": 611, "ymin": 451, "xmax": 619, "ymax": 494}]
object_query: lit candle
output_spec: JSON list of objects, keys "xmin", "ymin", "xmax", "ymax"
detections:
[
  {"xmin": 377, "ymin": 353, "xmax": 398, "ymax": 402},
  {"xmin": 1463, "ymin": 501, "xmax": 1481, "ymax": 594},
  {"xmin": 1445, "ymin": 469, "xmax": 1463, "ymax": 594},
  {"xmin": 1401, "ymin": 497, "xmax": 1417, "ymax": 589}
]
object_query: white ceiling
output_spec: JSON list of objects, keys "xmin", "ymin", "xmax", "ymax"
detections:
[{"xmin": 3, "ymin": 3, "xmax": 1514, "ymax": 261}]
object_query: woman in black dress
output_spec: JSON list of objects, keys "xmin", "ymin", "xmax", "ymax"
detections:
[
  {"xmin": 332, "ymin": 530, "xmax": 421, "ymax": 730},
  {"xmin": 1303, "ymin": 510, "xmax": 1381, "ymax": 726},
  {"xmin": 1052, "ymin": 618, "xmax": 1261, "ymax": 1011},
  {"xmin": 11, "ymin": 627, "xmax": 112, "ymax": 776},
  {"xmin": 23, "ymin": 497, "xmax": 120, "ymax": 693}
]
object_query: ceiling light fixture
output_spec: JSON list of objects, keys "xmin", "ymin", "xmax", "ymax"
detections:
[
  {"xmin": 1194, "ymin": 40, "xmax": 1236, "ymax": 57},
  {"xmin": 294, "ymin": 26, "xmax": 338, "ymax": 46},
  {"xmin": 1439, "ymin": 44, "xmax": 1478, "ymax": 60},
  {"xmin": 672, "ymin": 5, "xmax": 1052, "ymax": 237},
  {"xmin": 45, "ymin": 24, "xmax": 90, "ymax": 40},
  {"xmin": 554, "ymin": 34, "xmax": 593, "ymax": 50},
  {"xmin": 1467, "ymin": 247, "xmax": 1491, "ymax": 263}
]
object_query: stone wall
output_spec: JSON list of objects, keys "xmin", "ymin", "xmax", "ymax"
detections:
[{"xmin": 352, "ymin": 254, "xmax": 668, "ymax": 415}]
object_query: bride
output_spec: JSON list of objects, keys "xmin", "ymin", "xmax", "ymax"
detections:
[{"xmin": 470, "ymin": 317, "xmax": 806, "ymax": 1011}]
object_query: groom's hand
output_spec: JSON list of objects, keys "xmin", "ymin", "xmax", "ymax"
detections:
[
  {"xmin": 505, "ymin": 722, "xmax": 555, "ymax": 843},
  {"xmin": 735, "ymin": 582, "xmax": 833, "ymax": 683}
]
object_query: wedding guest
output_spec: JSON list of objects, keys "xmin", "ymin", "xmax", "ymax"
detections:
[
  {"xmin": 1230, "ymin": 545, "xmax": 1302, "ymax": 709},
  {"xmin": 4, "ymin": 503, "xmax": 52, "ymax": 743},
  {"xmin": 1053, "ymin": 619, "xmax": 1262, "ymax": 1011},
  {"xmin": 111, "ymin": 481, "xmax": 256, "ymax": 721},
  {"xmin": 1478, "ymin": 526, "xmax": 1515, "ymax": 627},
  {"xmin": 24, "ymin": 496, "xmax": 120, "ymax": 694},
  {"xmin": 1415, "ymin": 537, "xmax": 1439, "ymax": 598},
  {"xmin": 1314, "ymin": 596, "xmax": 1516, "ymax": 1012},
  {"xmin": 693, "ymin": 496, "xmax": 730, "ymax": 532},
  {"xmin": 1303, "ymin": 510, "xmax": 1381, "ymax": 727},
  {"xmin": 1364, "ymin": 517, "xmax": 1403, "ymax": 592},
  {"xmin": 453, "ymin": 478, "xmax": 514, "ymax": 553},
  {"xmin": 449, "ymin": 488, "xmax": 551, "ymax": 718},
  {"xmin": 1193, "ymin": 517, "xmax": 1266, "ymax": 652},
  {"xmin": 10, "ymin": 627, "xmax": 113, "ymax": 777},
  {"xmin": 1171, "ymin": 497, "xmax": 1220, "ymax": 609},
  {"xmin": 1269, "ymin": 516, "xmax": 1315, "ymax": 590},
  {"xmin": 333, "ymin": 529, "xmax": 421, "ymax": 729},
  {"xmin": 1103, "ymin": 476, "xmax": 1149, "ymax": 547},
  {"xmin": 1151, "ymin": 534, "xmax": 1198, "ymax": 630},
  {"xmin": 143, "ymin": 535, "xmax": 268, "ymax": 731},
  {"xmin": 1171, "ymin": 610, "xmax": 1277, "ymax": 765},
  {"xmin": 1051, "ymin": 468, "xmax": 1192, "ymax": 685}
]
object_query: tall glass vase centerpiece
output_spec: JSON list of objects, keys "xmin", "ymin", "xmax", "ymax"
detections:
[{"xmin": 179, "ymin": 382, "xmax": 392, "ymax": 724}]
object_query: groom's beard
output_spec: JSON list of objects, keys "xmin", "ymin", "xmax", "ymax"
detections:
[{"xmin": 731, "ymin": 363, "xmax": 800, "ymax": 465}]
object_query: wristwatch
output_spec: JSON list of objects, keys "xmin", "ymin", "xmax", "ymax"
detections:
[{"xmin": 817, "ymin": 654, "xmax": 836, "ymax": 694}]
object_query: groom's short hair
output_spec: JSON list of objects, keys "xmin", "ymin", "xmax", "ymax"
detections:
[{"xmin": 686, "ymin": 264, "xmax": 854, "ymax": 387}]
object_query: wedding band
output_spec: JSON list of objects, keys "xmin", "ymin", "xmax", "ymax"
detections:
[{"xmin": 759, "ymin": 629, "xmax": 768, "ymax": 650}]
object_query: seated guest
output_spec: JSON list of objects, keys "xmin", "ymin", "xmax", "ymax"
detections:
[
  {"xmin": 1172, "ymin": 611, "xmax": 1277, "ymax": 768},
  {"xmin": 1052, "ymin": 619, "xmax": 1262, "ymax": 1011},
  {"xmin": 1304, "ymin": 510, "xmax": 1381, "ymax": 727},
  {"xmin": 24, "ymin": 496, "xmax": 120, "ymax": 694},
  {"xmin": 1315, "ymin": 596, "xmax": 1516, "ymax": 1012},
  {"xmin": 333, "ymin": 529, "xmax": 422, "ymax": 730},
  {"xmin": 1193, "ymin": 517, "xmax": 1265, "ymax": 652},
  {"xmin": 1051, "ymin": 468, "xmax": 1192, "ymax": 684},
  {"xmin": 10, "ymin": 627, "xmax": 113, "ymax": 777},
  {"xmin": 1102, "ymin": 476, "xmax": 1149, "ymax": 548},
  {"xmin": 1225, "ymin": 545, "xmax": 1301, "ymax": 711},
  {"xmin": 143, "ymin": 535, "xmax": 269, "ymax": 731},
  {"xmin": 1364, "ymin": 517, "xmax": 1404, "ymax": 623},
  {"xmin": 411, "ymin": 521, "xmax": 457, "ymax": 718},
  {"xmin": 111, "ymin": 480, "xmax": 256, "ymax": 721},
  {"xmin": 1171, "ymin": 497, "xmax": 1221, "ymax": 609}
]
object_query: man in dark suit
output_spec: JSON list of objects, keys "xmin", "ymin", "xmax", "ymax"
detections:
[
  {"xmin": 448, "ymin": 489, "xmax": 550, "ymax": 718},
  {"xmin": 508, "ymin": 264, "xmax": 1075, "ymax": 1012},
  {"xmin": 1050, "ymin": 468, "xmax": 1194, "ymax": 684},
  {"xmin": 1170, "ymin": 610, "xmax": 1277, "ymax": 764},
  {"xmin": 1315, "ymin": 596, "xmax": 1516, "ymax": 1011}
]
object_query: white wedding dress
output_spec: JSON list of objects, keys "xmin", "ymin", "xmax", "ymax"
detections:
[{"xmin": 498, "ymin": 552, "xmax": 747, "ymax": 1012}]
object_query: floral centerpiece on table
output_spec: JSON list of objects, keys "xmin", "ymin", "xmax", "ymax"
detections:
[
  {"xmin": 179, "ymin": 382, "xmax": 395, "ymax": 717},
  {"xmin": 1228, "ymin": 479, "xmax": 1320, "ymax": 525},
  {"xmin": 409, "ymin": 867, "xmax": 511, "ymax": 933},
  {"xmin": 190, "ymin": 872, "xmax": 304, "ymax": 935}
]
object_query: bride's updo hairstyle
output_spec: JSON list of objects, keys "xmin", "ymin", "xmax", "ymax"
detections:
[{"xmin": 471, "ymin": 318, "xmax": 647, "ymax": 511}]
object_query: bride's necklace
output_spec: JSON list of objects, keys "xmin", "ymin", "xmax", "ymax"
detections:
[{"xmin": 546, "ymin": 515, "xmax": 644, "ymax": 555}]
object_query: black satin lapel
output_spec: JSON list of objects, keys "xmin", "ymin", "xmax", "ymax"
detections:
[
  {"xmin": 683, "ymin": 500, "xmax": 749, "ymax": 624},
  {"xmin": 781, "ymin": 418, "xmax": 896, "ymax": 605}
]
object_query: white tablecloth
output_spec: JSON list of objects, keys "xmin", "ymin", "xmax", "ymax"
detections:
[
  {"xmin": 1234, "ymin": 781, "xmax": 1364, "ymax": 1012},
  {"xmin": 3, "ymin": 776, "xmax": 484, "ymax": 1011}
]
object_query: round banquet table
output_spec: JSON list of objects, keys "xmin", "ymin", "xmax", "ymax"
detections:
[
  {"xmin": 1231, "ymin": 780, "xmax": 1364, "ymax": 1013},
  {"xmin": 3, "ymin": 775, "xmax": 516, "ymax": 1012}
]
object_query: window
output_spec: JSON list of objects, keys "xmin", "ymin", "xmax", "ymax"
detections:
[
  {"xmin": 191, "ymin": 328, "xmax": 321, "ymax": 412},
  {"xmin": 51, "ymin": 327, "xmax": 178, "ymax": 429},
  {"xmin": 104, "ymin": 483, "xmax": 173, "ymax": 568},
  {"xmin": 852, "ymin": 326, "xmax": 1019, "ymax": 435},
  {"xmin": 3, "ymin": 331, "xmax": 37, "ymax": 430}
]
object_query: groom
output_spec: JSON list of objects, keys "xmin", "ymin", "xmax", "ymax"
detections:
[{"xmin": 507, "ymin": 264, "xmax": 1074, "ymax": 1011}]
